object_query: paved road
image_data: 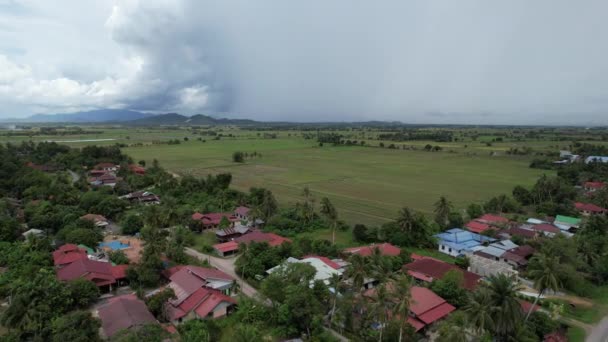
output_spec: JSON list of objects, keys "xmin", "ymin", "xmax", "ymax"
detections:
[
  {"xmin": 587, "ymin": 316, "xmax": 608, "ymax": 342},
  {"xmin": 185, "ymin": 247, "xmax": 349, "ymax": 341}
]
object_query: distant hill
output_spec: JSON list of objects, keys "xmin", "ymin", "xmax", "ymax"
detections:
[
  {"xmin": 128, "ymin": 113, "xmax": 260, "ymax": 126},
  {"xmin": 13, "ymin": 109, "xmax": 153, "ymax": 123}
]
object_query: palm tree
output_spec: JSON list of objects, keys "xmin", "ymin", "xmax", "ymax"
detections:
[
  {"xmin": 392, "ymin": 275, "xmax": 412, "ymax": 342},
  {"xmin": 370, "ymin": 283, "xmax": 392, "ymax": 342},
  {"xmin": 368, "ymin": 247, "xmax": 392, "ymax": 283},
  {"xmin": 433, "ymin": 196, "xmax": 452, "ymax": 227},
  {"xmin": 346, "ymin": 254, "xmax": 368, "ymax": 293},
  {"xmin": 328, "ymin": 273, "xmax": 341, "ymax": 326},
  {"xmin": 436, "ymin": 311, "xmax": 468, "ymax": 342},
  {"xmin": 320, "ymin": 197, "xmax": 338, "ymax": 244},
  {"xmin": 464, "ymin": 288, "xmax": 494, "ymax": 336},
  {"xmin": 525, "ymin": 253, "xmax": 561, "ymax": 321},
  {"xmin": 395, "ymin": 207, "xmax": 415, "ymax": 233},
  {"xmin": 484, "ymin": 274, "xmax": 524, "ymax": 338}
]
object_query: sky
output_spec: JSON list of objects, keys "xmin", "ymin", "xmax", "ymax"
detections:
[{"xmin": 1, "ymin": 0, "xmax": 607, "ymax": 124}]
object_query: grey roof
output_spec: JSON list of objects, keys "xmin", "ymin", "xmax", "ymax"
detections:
[
  {"xmin": 490, "ymin": 240, "xmax": 518, "ymax": 250},
  {"xmin": 479, "ymin": 246, "xmax": 508, "ymax": 258}
]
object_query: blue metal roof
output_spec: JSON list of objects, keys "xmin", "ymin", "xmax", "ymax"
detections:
[{"xmin": 435, "ymin": 228, "xmax": 495, "ymax": 251}]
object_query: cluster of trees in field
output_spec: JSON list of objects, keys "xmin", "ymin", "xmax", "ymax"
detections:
[
  {"xmin": 377, "ymin": 130, "xmax": 453, "ymax": 142},
  {"xmin": 232, "ymin": 151, "xmax": 262, "ymax": 163}
]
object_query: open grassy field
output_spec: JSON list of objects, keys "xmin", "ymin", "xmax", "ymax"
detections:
[{"xmin": 122, "ymin": 136, "xmax": 550, "ymax": 225}]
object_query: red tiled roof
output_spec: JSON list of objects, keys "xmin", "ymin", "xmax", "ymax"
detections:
[
  {"xmin": 199, "ymin": 213, "xmax": 239, "ymax": 226},
  {"xmin": 162, "ymin": 265, "xmax": 186, "ymax": 279},
  {"xmin": 98, "ymin": 294, "xmax": 157, "ymax": 337},
  {"xmin": 507, "ymin": 226, "xmax": 537, "ymax": 239},
  {"xmin": 111, "ymin": 265, "xmax": 129, "ymax": 279},
  {"xmin": 129, "ymin": 164, "xmax": 146, "ymax": 174},
  {"xmin": 584, "ymin": 181, "xmax": 605, "ymax": 189},
  {"xmin": 465, "ymin": 220, "xmax": 492, "ymax": 234},
  {"xmin": 407, "ymin": 317, "xmax": 426, "ymax": 332},
  {"xmin": 235, "ymin": 231, "xmax": 292, "ymax": 247},
  {"xmin": 343, "ymin": 243, "xmax": 401, "ymax": 257},
  {"xmin": 533, "ymin": 224, "xmax": 561, "ymax": 234},
  {"xmin": 53, "ymin": 244, "xmax": 88, "ymax": 266},
  {"xmin": 477, "ymin": 214, "xmax": 510, "ymax": 224},
  {"xmin": 95, "ymin": 162, "xmax": 117, "ymax": 169},
  {"xmin": 234, "ymin": 206, "xmax": 250, "ymax": 216},
  {"xmin": 410, "ymin": 286, "xmax": 455, "ymax": 324},
  {"xmin": 192, "ymin": 212, "xmax": 204, "ymax": 221},
  {"xmin": 213, "ymin": 241, "xmax": 239, "ymax": 253},
  {"xmin": 193, "ymin": 291, "xmax": 236, "ymax": 318},
  {"xmin": 404, "ymin": 258, "xmax": 481, "ymax": 290},
  {"xmin": 56, "ymin": 258, "xmax": 116, "ymax": 287},
  {"xmin": 575, "ymin": 202, "xmax": 607, "ymax": 213},
  {"xmin": 508, "ymin": 245, "xmax": 535, "ymax": 258},
  {"xmin": 303, "ymin": 255, "xmax": 341, "ymax": 270}
]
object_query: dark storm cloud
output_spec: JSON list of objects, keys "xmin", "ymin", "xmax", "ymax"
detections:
[{"xmin": 1, "ymin": 0, "xmax": 608, "ymax": 124}]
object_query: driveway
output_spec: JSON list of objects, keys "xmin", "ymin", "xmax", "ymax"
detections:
[
  {"xmin": 185, "ymin": 248, "xmax": 259, "ymax": 298},
  {"xmin": 587, "ymin": 316, "xmax": 608, "ymax": 342}
]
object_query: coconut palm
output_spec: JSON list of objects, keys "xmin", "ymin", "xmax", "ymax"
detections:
[
  {"xmin": 369, "ymin": 283, "xmax": 392, "ymax": 342},
  {"xmin": 347, "ymin": 254, "xmax": 369, "ymax": 293},
  {"xmin": 433, "ymin": 196, "xmax": 452, "ymax": 227},
  {"xmin": 525, "ymin": 253, "xmax": 561, "ymax": 321},
  {"xmin": 464, "ymin": 288, "xmax": 494, "ymax": 336},
  {"xmin": 484, "ymin": 274, "xmax": 524, "ymax": 338},
  {"xmin": 392, "ymin": 275, "xmax": 412, "ymax": 342},
  {"xmin": 320, "ymin": 197, "xmax": 339, "ymax": 244},
  {"xmin": 395, "ymin": 207, "xmax": 415, "ymax": 233},
  {"xmin": 328, "ymin": 273, "xmax": 341, "ymax": 326},
  {"xmin": 436, "ymin": 311, "xmax": 468, "ymax": 342}
]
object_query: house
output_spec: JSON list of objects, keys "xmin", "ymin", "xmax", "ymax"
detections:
[
  {"xmin": 89, "ymin": 173, "xmax": 120, "ymax": 187},
  {"xmin": 342, "ymin": 243, "xmax": 401, "ymax": 257},
  {"xmin": 575, "ymin": 202, "xmax": 607, "ymax": 216},
  {"xmin": 266, "ymin": 256, "xmax": 343, "ymax": 286},
  {"xmin": 468, "ymin": 253, "xmax": 518, "ymax": 278},
  {"xmin": 163, "ymin": 265, "xmax": 236, "ymax": 324},
  {"xmin": 531, "ymin": 223, "xmax": 563, "ymax": 237},
  {"xmin": 584, "ymin": 181, "xmax": 606, "ymax": 192},
  {"xmin": 215, "ymin": 223, "xmax": 250, "ymax": 242},
  {"xmin": 474, "ymin": 240, "xmax": 519, "ymax": 262},
  {"xmin": 120, "ymin": 191, "xmax": 160, "ymax": 205},
  {"xmin": 503, "ymin": 225, "xmax": 538, "ymax": 240},
  {"xmin": 502, "ymin": 245, "xmax": 535, "ymax": 269},
  {"xmin": 553, "ymin": 215, "xmax": 582, "ymax": 231},
  {"xmin": 53, "ymin": 244, "xmax": 88, "ymax": 267},
  {"xmin": 80, "ymin": 213, "xmax": 109, "ymax": 227},
  {"xmin": 26, "ymin": 161, "xmax": 59, "ymax": 172},
  {"xmin": 585, "ymin": 156, "xmax": 608, "ymax": 164},
  {"xmin": 234, "ymin": 206, "xmax": 250, "ymax": 221},
  {"xmin": 213, "ymin": 231, "xmax": 292, "ymax": 257},
  {"xmin": 192, "ymin": 212, "xmax": 239, "ymax": 230},
  {"xmin": 56, "ymin": 258, "xmax": 127, "ymax": 290},
  {"xmin": 363, "ymin": 285, "xmax": 455, "ymax": 332},
  {"xmin": 97, "ymin": 293, "xmax": 158, "ymax": 338},
  {"xmin": 404, "ymin": 257, "xmax": 481, "ymax": 290},
  {"xmin": 465, "ymin": 214, "xmax": 510, "ymax": 233},
  {"xmin": 434, "ymin": 228, "xmax": 494, "ymax": 257},
  {"xmin": 129, "ymin": 164, "xmax": 146, "ymax": 175},
  {"xmin": 94, "ymin": 162, "xmax": 119, "ymax": 171}
]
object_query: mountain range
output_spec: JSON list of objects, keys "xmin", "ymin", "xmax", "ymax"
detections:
[{"xmin": 1, "ymin": 109, "xmax": 259, "ymax": 125}]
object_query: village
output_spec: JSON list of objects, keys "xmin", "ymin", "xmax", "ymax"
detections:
[{"xmin": 1, "ymin": 142, "xmax": 608, "ymax": 342}]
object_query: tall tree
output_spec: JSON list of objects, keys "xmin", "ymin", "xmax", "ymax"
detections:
[
  {"xmin": 370, "ymin": 283, "xmax": 392, "ymax": 342},
  {"xmin": 346, "ymin": 254, "xmax": 369, "ymax": 293},
  {"xmin": 484, "ymin": 274, "xmax": 524, "ymax": 338},
  {"xmin": 434, "ymin": 196, "xmax": 453, "ymax": 227},
  {"xmin": 392, "ymin": 275, "xmax": 412, "ymax": 342},
  {"xmin": 464, "ymin": 288, "xmax": 494, "ymax": 336},
  {"xmin": 320, "ymin": 197, "xmax": 339, "ymax": 244},
  {"xmin": 525, "ymin": 253, "xmax": 561, "ymax": 321}
]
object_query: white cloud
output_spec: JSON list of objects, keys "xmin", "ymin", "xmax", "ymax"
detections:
[{"xmin": 0, "ymin": 0, "xmax": 607, "ymax": 124}]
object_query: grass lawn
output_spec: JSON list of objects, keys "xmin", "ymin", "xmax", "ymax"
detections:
[
  {"xmin": 404, "ymin": 247, "xmax": 456, "ymax": 264},
  {"xmin": 192, "ymin": 231, "xmax": 218, "ymax": 252},
  {"xmin": 299, "ymin": 227, "xmax": 355, "ymax": 247},
  {"xmin": 124, "ymin": 137, "xmax": 549, "ymax": 225},
  {"xmin": 563, "ymin": 304, "xmax": 604, "ymax": 324},
  {"xmin": 566, "ymin": 325, "xmax": 586, "ymax": 342}
]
